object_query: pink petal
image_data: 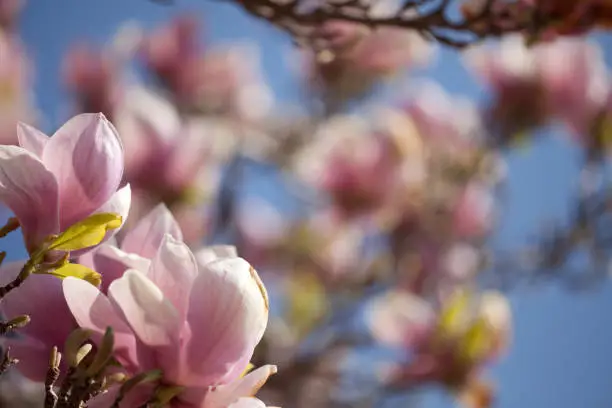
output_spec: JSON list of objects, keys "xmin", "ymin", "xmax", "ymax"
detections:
[
  {"xmin": 42, "ymin": 113, "xmax": 124, "ymax": 230},
  {"xmin": 88, "ymin": 244, "xmax": 151, "ymax": 293},
  {"xmin": 0, "ymin": 145, "xmax": 59, "ymax": 252},
  {"xmin": 228, "ymin": 398, "xmax": 268, "ymax": 408},
  {"xmin": 184, "ymin": 258, "xmax": 268, "ymax": 384},
  {"xmin": 62, "ymin": 277, "xmax": 139, "ymax": 370},
  {"xmin": 107, "ymin": 269, "xmax": 180, "ymax": 347},
  {"xmin": 147, "ymin": 234, "xmax": 197, "ymax": 322},
  {"xmin": 194, "ymin": 245, "xmax": 238, "ymax": 266},
  {"xmin": 107, "ymin": 269, "xmax": 182, "ymax": 375},
  {"xmin": 121, "ymin": 203, "xmax": 183, "ymax": 259},
  {"xmin": 365, "ymin": 290, "xmax": 434, "ymax": 348},
  {"xmin": 202, "ymin": 365, "xmax": 277, "ymax": 408},
  {"xmin": 17, "ymin": 122, "xmax": 48, "ymax": 158}
]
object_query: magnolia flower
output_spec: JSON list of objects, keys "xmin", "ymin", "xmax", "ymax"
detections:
[
  {"xmin": 0, "ymin": 113, "xmax": 129, "ymax": 254},
  {"xmin": 114, "ymin": 87, "xmax": 221, "ymax": 198},
  {"xmin": 139, "ymin": 16, "xmax": 273, "ymax": 119},
  {"xmin": 0, "ymin": 0, "xmax": 22, "ymax": 29},
  {"xmin": 302, "ymin": 23, "xmax": 434, "ymax": 107},
  {"xmin": 62, "ymin": 44, "xmax": 121, "ymax": 117},
  {"xmin": 535, "ymin": 38, "xmax": 610, "ymax": 138},
  {"xmin": 63, "ymin": 232, "xmax": 274, "ymax": 406},
  {"xmin": 367, "ymin": 289, "xmax": 512, "ymax": 407},
  {"xmin": 293, "ymin": 111, "xmax": 425, "ymax": 220},
  {"xmin": 464, "ymin": 35, "xmax": 609, "ymax": 141},
  {"xmin": 0, "ymin": 205, "xmax": 179, "ymax": 383},
  {"xmin": 405, "ymin": 80, "xmax": 484, "ymax": 148},
  {"xmin": 139, "ymin": 15, "xmax": 200, "ymax": 99}
]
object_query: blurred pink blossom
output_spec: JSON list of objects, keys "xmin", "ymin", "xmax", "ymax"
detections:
[
  {"xmin": 0, "ymin": 0, "xmax": 22, "ymax": 30},
  {"xmin": 0, "ymin": 113, "xmax": 129, "ymax": 254},
  {"xmin": 113, "ymin": 87, "xmax": 218, "ymax": 201},
  {"xmin": 301, "ymin": 20, "xmax": 435, "ymax": 105},
  {"xmin": 62, "ymin": 45, "xmax": 120, "ymax": 118},
  {"xmin": 367, "ymin": 289, "xmax": 512, "ymax": 398},
  {"xmin": 464, "ymin": 35, "xmax": 610, "ymax": 141},
  {"xmin": 139, "ymin": 16, "xmax": 273, "ymax": 119},
  {"xmin": 0, "ymin": 30, "xmax": 37, "ymax": 146}
]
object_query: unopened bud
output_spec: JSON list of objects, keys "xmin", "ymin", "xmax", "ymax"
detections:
[
  {"xmin": 7, "ymin": 314, "xmax": 30, "ymax": 329},
  {"xmin": 64, "ymin": 328, "xmax": 92, "ymax": 367},
  {"xmin": 49, "ymin": 346, "xmax": 62, "ymax": 369},
  {"xmin": 86, "ymin": 327, "xmax": 114, "ymax": 376}
]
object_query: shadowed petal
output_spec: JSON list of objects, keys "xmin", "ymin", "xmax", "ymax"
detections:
[
  {"xmin": 63, "ymin": 277, "xmax": 139, "ymax": 369},
  {"xmin": 121, "ymin": 203, "xmax": 182, "ymax": 259},
  {"xmin": 147, "ymin": 234, "xmax": 197, "ymax": 322},
  {"xmin": 107, "ymin": 269, "xmax": 180, "ymax": 347},
  {"xmin": 0, "ymin": 145, "xmax": 59, "ymax": 252}
]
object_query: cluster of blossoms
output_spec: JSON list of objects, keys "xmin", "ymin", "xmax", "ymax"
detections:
[
  {"xmin": 0, "ymin": 113, "xmax": 275, "ymax": 407},
  {"xmin": 0, "ymin": 2, "xmax": 611, "ymax": 408}
]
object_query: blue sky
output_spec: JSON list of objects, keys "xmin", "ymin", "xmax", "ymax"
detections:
[{"xmin": 5, "ymin": 1, "xmax": 612, "ymax": 407}]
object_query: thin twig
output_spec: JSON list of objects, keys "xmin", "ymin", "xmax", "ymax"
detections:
[
  {"xmin": 0, "ymin": 347, "xmax": 17, "ymax": 376},
  {"xmin": 0, "ymin": 259, "xmax": 35, "ymax": 300},
  {"xmin": 0, "ymin": 217, "xmax": 19, "ymax": 239}
]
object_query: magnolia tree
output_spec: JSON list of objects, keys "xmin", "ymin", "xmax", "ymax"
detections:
[{"xmin": 0, "ymin": 0, "xmax": 611, "ymax": 407}]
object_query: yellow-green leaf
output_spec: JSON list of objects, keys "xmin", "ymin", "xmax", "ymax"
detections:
[
  {"xmin": 48, "ymin": 263, "xmax": 102, "ymax": 287},
  {"xmin": 459, "ymin": 317, "xmax": 494, "ymax": 365},
  {"xmin": 48, "ymin": 213, "xmax": 122, "ymax": 251},
  {"xmin": 286, "ymin": 269, "xmax": 328, "ymax": 338},
  {"xmin": 437, "ymin": 290, "xmax": 471, "ymax": 339}
]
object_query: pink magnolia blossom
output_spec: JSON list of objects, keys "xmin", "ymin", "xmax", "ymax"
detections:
[
  {"xmin": 405, "ymin": 80, "xmax": 484, "ymax": 148},
  {"xmin": 139, "ymin": 16, "xmax": 273, "ymax": 119},
  {"xmin": 139, "ymin": 15, "xmax": 200, "ymax": 99},
  {"xmin": 464, "ymin": 35, "xmax": 609, "ymax": 140},
  {"xmin": 302, "ymin": 21, "xmax": 434, "ymax": 105},
  {"xmin": 452, "ymin": 182, "xmax": 495, "ymax": 239},
  {"xmin": 63, "ymin": 229, "xmax": 273, "ymax": 406},
  {"xmin": 112, "ymin": 87, "xmax": 220, "ymax": 243},
  {"xmin": 114, "ymin": 87, "xmax": 219, "ymax": 199},
  {"xmin": 0, "ymin": 30, "xmax": 37, "ymax": 146},
  {"xmin": 293, "ymin": 112, "xmax": 426, "ymax": 220},
  {"xmin": 0, "ymin": 0, "xmax": 22, "ymax": 29},
  {"xmin": 62, "ymin": 44, "xmax": 121, "ymax": 118},
  {"xmin": 0, "ymin": 113, "xmax": 129, "ymax": 254},
  {"xmin": 367, "ymin": 289, "xmax": 512, "ymax": 398},
  {"xmin": 535, "ymin": 37, "xmax": 610, "ymax": 138}
]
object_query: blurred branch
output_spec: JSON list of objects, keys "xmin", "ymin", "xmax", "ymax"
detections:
[{"xmin": 223, "ymin": 0, "xmax": 536, "ymax": 48}]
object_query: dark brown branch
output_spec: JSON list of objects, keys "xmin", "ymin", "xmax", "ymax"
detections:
[
  {"xmin": 0, "ymin": 217, "xmax": 19, "ymax": 239},
  {"xmin": 225, "ymin": 0, "xmax": 537, "ymax": 48},
  {"xmin": 0, "ymin": 259, "xmax": 35, "ymax": 300},
  {"xmin": 45, "ymin": 347, "xmax": 61, "ymax": 408}
]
